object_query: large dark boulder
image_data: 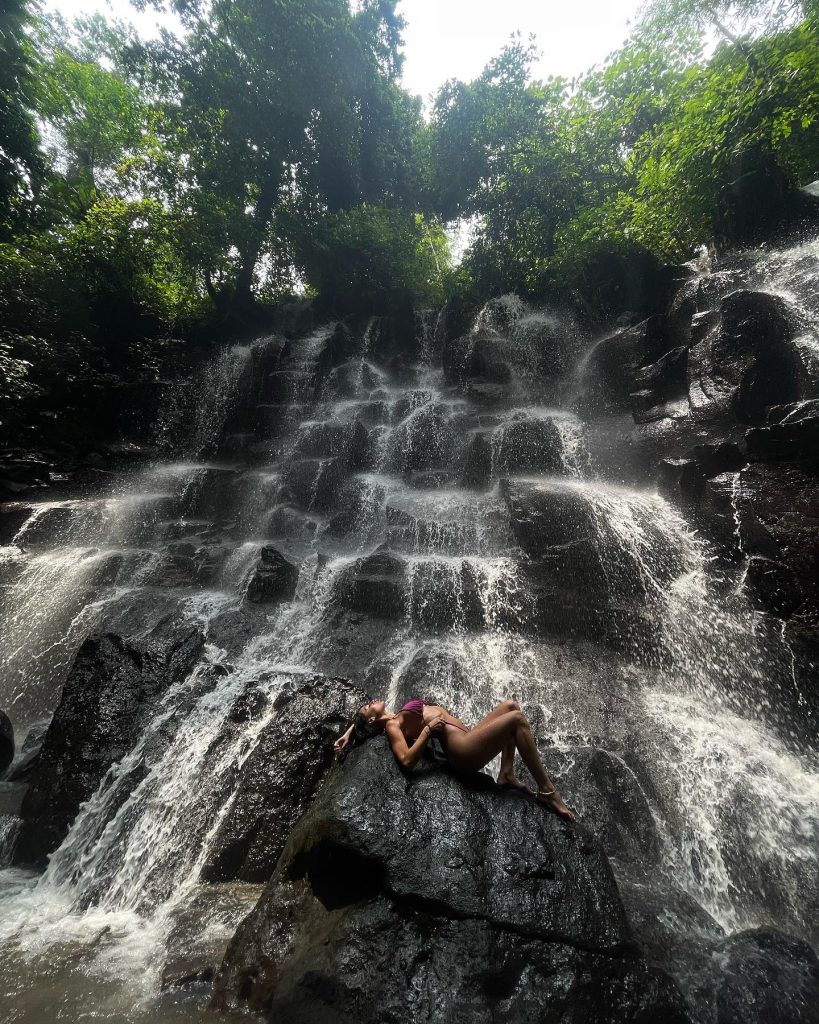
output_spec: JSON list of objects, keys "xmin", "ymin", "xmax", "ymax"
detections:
[
  {"xmin": 499, "ymin": 480, "xmax": 677, "ymax": 653},
  {"xmin": 548, "ymin": 746, "xmax": 663, "ymax": 870},
  {"xmin": 711, "ymin": 928, "xmax": 819, "ymax": 1024},
  {"xmin": 245, "ymin": 547, "xmax": 299, "ymax": 604},
  {"xmin": 285, "ymin": 745, "xmax": 626, "ymax": 940},
  {"xmin": 631, "ymin": 346, "xmax": 689, "ymax": 423},
  {"xmin": 688, "ymin": 291, "xmax": 803, "ymax": 423},
  {"xmin": 335, "ymin": 551, "xmax": 408, "ymax": 619},
  {"xmin": 492, "ymin": 415, "xmax": 565, "ymax": 475},
  {"xmin": 12, "ymin": 628, "xmax": 204, "ymax": 867},
  {"xmin": 743, "ymin": 400, "xmax": 819, "ymax": 462},
  {"xmin": 213, "ymin": 739, "xmax": 689, "ymax": 1024},
  {"xmin": 0, "ymin": 711, "xmax": 13, "ymax": 774},
  {"xmin": 387, "ymin": 402, "xmax": 458, "ymax": 474},
  {"xmin": 200, "ymin": 674, "xmax": 366, "ymax": 883},
  {"xmin": 501, "ymin": 480, "xmax": 683, "ymax": 603},
  {"xmin": 577, "ymin": 318, "xmax": 666, "ymax": 416},
  {"xmin": 460, "ymin": 430, "xmax": 493, "ymax": 489},
  {"xmin": 443, "ymin": 328, "xmax": 512, "ymax": 390}
]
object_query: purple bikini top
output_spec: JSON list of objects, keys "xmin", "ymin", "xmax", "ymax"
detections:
[{"xmin": 400, "ymin": 698, "xmax": 425, "ymax": 718}]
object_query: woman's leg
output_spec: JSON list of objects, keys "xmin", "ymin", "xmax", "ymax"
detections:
[
  {"xmin": 445, "ymin": 711, "xmax": 573, "ymax": 819},
  {"xmin": 470, "ymin": 700, "xmax": 528, "ymax": 791},
  {"xmin": 472, "ymin": 698, "xmax": 520, "ymax": 731},
  {"xmin": 488, "ymin": 702, "xmax": 531, "ymax": 792}
]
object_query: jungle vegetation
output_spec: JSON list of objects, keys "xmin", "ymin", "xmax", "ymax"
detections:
[{"xmin": 1, "ymin": 0, "xmax": 818, "ymax": 421}]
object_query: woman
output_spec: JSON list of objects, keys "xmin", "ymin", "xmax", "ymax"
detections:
[{"xmin": 334, "ymin": 697, "xmax": 574, "ymax": 820}]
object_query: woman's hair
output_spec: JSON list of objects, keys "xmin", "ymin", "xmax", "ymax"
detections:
[
  {"xmin": 352, "ymin": 711, "xmax": 383, "ymax": 744},
  {"xmin": 340, "ymin": 703, "xmax": 384, "ymax": 757}
]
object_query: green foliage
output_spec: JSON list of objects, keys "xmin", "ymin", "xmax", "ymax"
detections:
[
  {"xmin": 35, "ymin": 15, "xmax": 146, "ymax": 193},
  {"xmin": 297, "ymin": 206, "xmax": 449, "ymax": 312},
  {"xmin": 0, "ymin": 0, "xmax": 43, "ymax": 237},
  {"xmin": 431, "ymin": 5, "xmax": 819, "ymax": 295},
  {"xmin": 3, "ymin": 0, "xmax": 819, "ymax": 415},
  {"xmin": 129, "ymin": 0, "xmax": 430, "ymax": 305}
]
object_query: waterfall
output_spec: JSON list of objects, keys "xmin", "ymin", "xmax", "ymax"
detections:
[{"xmin": 0, "ymin": 281, "xmax": 817, "ymax": 1019}]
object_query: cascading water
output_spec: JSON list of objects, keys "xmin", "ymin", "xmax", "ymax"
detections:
[{"xmin": 0, "ymin": 274, "xmax": 817, "ymax": 1020}]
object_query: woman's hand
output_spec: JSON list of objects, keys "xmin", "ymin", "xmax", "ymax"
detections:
[
  {"xmin": 425, "ymin": 714, "xmax": 446, "ymax": 734},
  {"xmin": 334, "ymin": 734, "xmax": 350, "ymax": 758}
]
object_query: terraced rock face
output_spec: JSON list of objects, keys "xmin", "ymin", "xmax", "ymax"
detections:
[{"xmin": 0, "ymin": 245, "xmax": 818, "ymax": 1024}]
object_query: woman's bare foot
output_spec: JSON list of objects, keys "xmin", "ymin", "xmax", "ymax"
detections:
[
  {"xmin": 497, "ymin": 772, "xmax": 531, "ymax": 794},
  {"xmin": 536, "ymin": 788, "xmax": 575, "ymax": 821}
]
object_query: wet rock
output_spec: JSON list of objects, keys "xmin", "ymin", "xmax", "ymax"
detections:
[
  {"xmin": 687, "ymin": 441, "xmax": 744, "ymax": 478},
  {"xmin": 213, "ymin": 740, "xmax": 688, "ymax": 1023},
  {"xmin": 0, "ymin": 712, "xmax": 13, "ymax": 774},
  {"xmin": 5, "ymin": 719, "xmax": 49, "ymax": 782},
  {"xmin": 387, "ymin": 402, "xmax": 457, "ymax": 474},
  {"xmin": 631, "ymin": 346, "xmax": 689, "ymax": 423},
  {"xmin": 743, "ymin": 399, "xmax": 819, "ymax": 461},
  {"xmin": 743, "ymin": 556, "xmax": 806, "ymax": 618},
  {"xmin": 393, "ymin": 650, "xmax": 471, "ymax": 709},
  {"xmin": 217, "ymin": 887, "xmax": 688, "ymax": 1024},
  {"xmin": 667, "ymin": 263, "xmax": 747, "ymax": 348},
  {"xmin": 500, "ymin": 480, "xmax": 675, "ymax": 652},
  {"xmin": 178, "ymin": 467, "xmax": 241, "ymax": 520},
  {"xmin": 292, "ymin": 421, "xmax": 350, "ymax": 459},
  {"xmin": 161, "ymin": 882, "xmax": 263, "ymax": 992},
  {"xmin": 282, "ymin": 739, "xmax": 627, "ymax": 944},
  {"xmin": 407, "ymin": 558, "xmax": 485, "ymax": 632},
  {"xmin": 711, "ymin": 928, "xmax": 819, "ymax": 1024},
  {"xmin": 735, "ymin": 462, "xmax": 819, "ymax": 606},
  {"xmin": 12, "ymin": 628, "xmax": 205, "ymax": 867},
  {"xmin": 619, "ymin": 875, "xmax": 724, "ymax": 967},
  {"xmin": 524, "ymin": 586, "xmax": 658, "ymax": 656},
  {"xmin": 576, "ymin": 318, "xmax": 664, "ymax": 415},
  {"xmin": 336, "ymin": 551, "xmax": 408, "ymax": 619},
  {"xmin": 315, "ymin": 323, "xmax": 358, "ymax": 378},
  {"xmin": 326, "ymin": 478, "xmax": 385, "ymax": 539},
  {"xmin": 688, "ymin": 291, "xmax": 803, "ymax": 423},
  {"xmin": 460, "ymin": 431, "xmax": 493, "ymax": 489},
  {"xmin": 465, "ymin": 378, "xmax": 507, "ymax": 404},
  {"xmin": 617, "ymin": 875, "xmax": 725, "ymax": 1019},
  {"xmin": 0, "ymin": 502, "xmax": 37, "ymax": 545},
  {"xmin": 347, "ymin": 419, "xmax": 371, "ymax": 470},
  {"xmin": 657, "ymin": 458, "xmax": 705, "ymax": 504},
  {"xmin": 443, "ymin": 328, "xmax": 511, "ymax": 388},
  {"xmin": 694, "ymin": 470, "xmax": 784, "ymax": 564},
  {"xmin": 548, "ymin": 746, "xmax": 662, "ymax": 868},
  {"xmin": 12, "ymin": 501, "xmax": 107, "ymax": 547},
  {"xmin": 492, "ymin": 416, "xmax": 564, "ymax": 475},
  {"xmin": 502, "ymin": 480, "xmax": 682, "ymax": 599},
  {"xmin": 245, "ymin": 547, "xmax": 299, "ymax": 604},
  {"xmin": 280, "ymin": 456, "xmax": 345, "ymax": 512},
  {"xmin": 200, "ymin": 674, "xmax": 366, "ymax": 883}
]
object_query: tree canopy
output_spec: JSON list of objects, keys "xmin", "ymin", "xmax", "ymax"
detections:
[{"xmin": 0, "ymin": 0, "xmax": 817, "ymax": 372}]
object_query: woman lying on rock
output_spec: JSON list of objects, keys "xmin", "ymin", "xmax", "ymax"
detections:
[{"xmin": 334, "ymin": 697, "xmax": 574, "ymax": 820}]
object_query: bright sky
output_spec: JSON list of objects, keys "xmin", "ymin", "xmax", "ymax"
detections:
[{"xmin": 45, "ymin": 0, "xmax": 645, "ymax": 101}]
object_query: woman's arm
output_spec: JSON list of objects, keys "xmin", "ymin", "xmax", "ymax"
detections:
[
  {"xmin": 385, "ymin": 716, "xmax": 443, "ymax": 769},
  {"xmin": 333, "ymin": 722, "xmax": 355, "ymax": 758}
]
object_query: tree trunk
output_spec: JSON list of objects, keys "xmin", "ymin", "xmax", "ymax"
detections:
[{"xmin": 234, "ymin": 169, "xmax": 282, "ymax": 310}]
